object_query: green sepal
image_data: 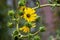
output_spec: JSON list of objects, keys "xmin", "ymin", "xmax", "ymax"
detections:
[
  {"xmin": 7, "ymin": 22, "xmax": 13, "ymax": 28},
  {"xmin": 33, "ymin": 35, "xmax": 40, "ymax": 40},
  {"xmin": 18, "ymin": 0, "xmax": 26, "ymax": 6},
  {"xmin": 18, "ymin": 10, "xmax": 23, "ymax": 16},
  {"xmin": 39, "ymin": 26, "xmax": 45, "ymax": 32},
  {"xmin": 25, "ymin": 22, "xmax": 32, "ymax": 28},
  {"xmin": 8, "ymin": 10, "xmax": 14, "ymax": 16},
  {"xmin": 12, "ymin": 30, "xmax": 19, "ymax": 38}
]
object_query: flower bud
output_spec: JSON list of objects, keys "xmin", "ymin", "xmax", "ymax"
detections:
[{"xmin": 8, "ymin": 10, "xmax": 14, "ymax": 16}]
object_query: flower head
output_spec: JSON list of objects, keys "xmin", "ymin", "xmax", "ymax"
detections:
[
  {"xmin": 23, "ymin": 7, "xmax": 37, "ymax": 22},
  {"xmin": 19, "ymin": 26, "xmax": 30, "ymax": 33}
]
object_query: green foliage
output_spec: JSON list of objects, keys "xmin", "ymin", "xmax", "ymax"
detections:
[
  {"xmin": 48, "ymin": 0, "xmax": 58, "ymax": 4},
  {"xmin": 18, "ymin": 10, "xmax": 24, "ymax": 16},
  {"xmin": 25, "ymin": 22, "xmax": 32, "ymax": 28},
  {"xmin": 18, "ymin": 0, "xmax": 26, "ymax": 6},
  {"xmin": 12, "ymin": 30, "xmax": 19, "ymax": 38},
  {"xmin": 48, "ymin": 0, "xmax": 60, "ymax": 9},
  {"xmin": 7, "ymin": 0, "xmax": 46, "ymax": 40},
  {"xmin": 7, "ymin": 22, "xmax": 13, "ymax": 28},
  {"xmin": 39, "ymin": 26, "xmax": 45, "ymax": 32},
  {"xmin": 8, "ymin": 10, "xmax": 14, "ymax": 16},
  {"xmin": 33, "ymin": 35, "xmax": 40, "ymax": 40},
  {"xmin": 56, "ymin": 29, "xmax": 60, "ymax": 40}
]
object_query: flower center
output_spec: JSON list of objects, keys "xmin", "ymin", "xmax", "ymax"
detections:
[{"xmin": 26, "ymin": 14, "xmax": 30, "ymax": 18}]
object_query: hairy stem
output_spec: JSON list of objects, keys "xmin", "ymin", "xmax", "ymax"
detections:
[
  {"xmin": 33, "ymin": 4, "xmax": 60, "ymax": 9},
  {"xmin": 20, "ymin": 30, "xmax": 40, "ymax": 38}
]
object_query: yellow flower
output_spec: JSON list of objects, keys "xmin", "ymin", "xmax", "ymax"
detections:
[
  {"xmin": 23, "ymin": 7, "xmax": 37, "ymax": 22},
  {"xmin": 19, "ymin": 26, "xmax": 30, "ymax": 33}
]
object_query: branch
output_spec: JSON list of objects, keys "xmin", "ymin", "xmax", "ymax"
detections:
[
  {"xmin": 33, "ymin": 4, "xmax": 60, "ymax": 9},
  {"xmin": 31, "ymin": 30, "xmax": 40, "ymax": 36},
  {"xmin": 19, "ymin": 30, "xmax": 40, "ymax": 38}
]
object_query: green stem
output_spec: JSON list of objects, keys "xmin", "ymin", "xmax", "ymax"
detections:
[
  {"xmin": 16, "ymin": 18, "xmax": 19, "ymax": 32},
  {"xmin": 19, "ymin": 30, "xmax": 40, "ymax": 38},
  {"xmin": 33, "ymin": 4, "xmax": 60, "ymax": 9},
  {"xmin": 31, "ymin": 30, "xmax": 40, "ymax": 36},
  {"xmin": 16, "ymin": 23, "xmax": 19, "ymax": 31}
]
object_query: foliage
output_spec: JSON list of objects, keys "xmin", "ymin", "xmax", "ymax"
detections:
[{"xmin": 7, "ymin": 0, "xmax": 46, "ymax": 40}]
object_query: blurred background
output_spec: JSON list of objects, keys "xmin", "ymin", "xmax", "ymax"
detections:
[{"xmin": 0, "ymin": 0, "xmax": 60, "ymax": 40}]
